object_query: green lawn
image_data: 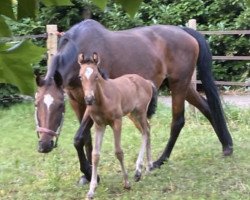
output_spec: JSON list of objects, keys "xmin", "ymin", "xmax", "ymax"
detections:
[{"xmin": 0, "ymin": 101, "xmax": 249, "ymax": 200}]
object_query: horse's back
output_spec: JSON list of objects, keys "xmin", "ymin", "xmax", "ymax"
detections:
[
  {"xmin": 111, "ymin": 74, "xmax": 153, "ymax": 112},
  {"xmin": 59, "ymin": 19, "xmax": 199, "ymax": 90}
]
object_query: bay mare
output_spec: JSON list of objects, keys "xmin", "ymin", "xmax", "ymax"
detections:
[
  {"xmin": 35, "ymin": 19, "xmax": 233, "ymax": 183},
  {"xmin": 78, "ymin": 53, "xmax": 157, "ymax": 198}
]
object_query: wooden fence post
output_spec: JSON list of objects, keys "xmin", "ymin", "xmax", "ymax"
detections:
[{"xmin": 46, "ymin": 25, "xmax": 58, "ymax": 66}]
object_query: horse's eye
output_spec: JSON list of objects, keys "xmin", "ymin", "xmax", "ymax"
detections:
[{"xmin": 78, "ymin": 75, "xmax": 82, "ymax": 80}]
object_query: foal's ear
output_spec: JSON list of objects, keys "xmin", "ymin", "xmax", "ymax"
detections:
[
  {"xmin": 34, "ymin": 69, "xmax": 45, "ymax": 86},
  {"xmin": 54, "ymin": 71, "xmax": 63, "ymax": 87},
  {"xmin": 93, "ymin": 52, "xmax": 99, "ymax": 64},
  {"xmin": 78, "ymin": 53, "xmax": 84, "ymax": 65}
]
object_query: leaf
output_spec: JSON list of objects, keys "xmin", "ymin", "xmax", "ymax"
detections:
[
  {"xmin": 41, "ymin": 0, "xmax": 73, "ymax": 6},
  {"xmin": 17, "ymin": 0, "xmax": 38, "ymax": 20},
  {"xmin": 91, "ymin": 0, "xmax": 108, "ymax": 10},
  {"xmin": 0, "ymin": 15, "xmax": 12, "ymax": 37},
  {"xmin": 115, "ymin": 0, "xmax": 143, "ymax": 17},
  {"xmin": 0, "ymin": 40, "xmax": 46, "ymax": 95},
  {"xmin": 0, "ymin": 0, "xmax": 15, "ymax": 20}
]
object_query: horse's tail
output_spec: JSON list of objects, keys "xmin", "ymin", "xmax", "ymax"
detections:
[
  {"xmin": 147, "ymin": 83, "xmax": 158, "ymax": 119},
  {"xmin": 182, "ymin": 27, "xmax": 233, "ymax": 151}
]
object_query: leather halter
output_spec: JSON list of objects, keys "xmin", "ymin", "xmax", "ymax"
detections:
[
  {"xmin": 35, "ymin": 107, "xmax": 64, "ymax": 148},
  {"xmin": 36, "ymin": 127, "xmax": 58, "ymax": 137}
]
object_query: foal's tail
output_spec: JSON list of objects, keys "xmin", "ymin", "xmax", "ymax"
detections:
[
  {"xmin": 147, "ymin": 83, "xmax": 158, "ymax": 119},
  {"xmin": 182, "ymin": 27, "xmax": 233, "ymax": 153}
]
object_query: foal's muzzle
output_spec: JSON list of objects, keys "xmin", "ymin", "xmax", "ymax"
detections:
[{"xmin": 84, "ymin": 95, "xmax": 95, "ymax": 105}]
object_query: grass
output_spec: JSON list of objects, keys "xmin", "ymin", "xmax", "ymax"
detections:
[{"xmin": 0, "ymin": 101, "xmax": 250, "ymax": 200}]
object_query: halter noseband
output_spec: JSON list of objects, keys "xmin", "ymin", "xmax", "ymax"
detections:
[
  {"xmin": 36, "ymin": 127, "xmax": 58, "ymax": 137},
  {"xmin": 35, "ymin": 107, "xmax": 64, "ymax": 148}
]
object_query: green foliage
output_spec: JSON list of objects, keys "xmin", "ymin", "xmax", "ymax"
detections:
[
  {"xmin": 0, "ymin": 40, "xmax": 46, "ymax": 95},
  {"xmin": 0, "ymin": 83, "xmax": 23, "ymax": 107}
]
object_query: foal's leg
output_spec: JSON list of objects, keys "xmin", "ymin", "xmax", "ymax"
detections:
[
  {"xmin": 153, "ymin": 83, "xmax": 187, "ymax": 168},
  {"xmin": 185, "ymin": 85, "xmax": 233, "ymax": 156},
  {"xmin": 87, "ymin": 124, "xmax": 105, "ymax": 199},
  {"xmin": 112, "ymin": 119, "xmax": 130, "ymax": 189},
  {"xmin": 129, "ymin": 113, "xmax": 153, "ymax": 182}
]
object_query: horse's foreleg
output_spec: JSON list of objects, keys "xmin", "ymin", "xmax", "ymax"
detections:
[
  {"xmin": 185, "ymin": 85, "xmax": 233, "ymax": 156},
  {"xmin": 112, "ymin": 119, "xmax": 130, "ymax": 189},
  {"xmin": 87, "ymin": 124, "xmax": 105, "ymax": 199},
  {"xmin": 74, "ymin": 115, "xmax": 94, "ymax": 182},
  {"xmin": 153, "ymin": 86, "xmax": 186, "ymax": 169}
]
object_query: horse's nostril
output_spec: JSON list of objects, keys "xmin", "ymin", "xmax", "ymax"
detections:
[
  {"xmin": 84, "ymin": 96, "xmax": 95, "ymax": 105},
  {"xmin": 38, "ymin": 140, "xmax": 54, "ymax": 153}
]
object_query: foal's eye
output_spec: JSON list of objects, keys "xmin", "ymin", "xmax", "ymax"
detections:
[{"xmin": 78, "ymin": 75, "xmax": 82, "ymax": 80}]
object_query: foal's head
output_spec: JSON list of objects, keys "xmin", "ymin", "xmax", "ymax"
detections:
[
  {"xmin": 34, "ymin": 72, "xmax": 65, "ymax": 153},
  {"xmin": 78, "ymin": 52, "xmax": 107, "ymax": 105}
]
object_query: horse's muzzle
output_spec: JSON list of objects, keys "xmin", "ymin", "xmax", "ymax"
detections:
[
  {"xmin": 84, "ymin": 95, "xmax": 95, "ymax": 105},
  {"xmin": 38, "ymin": 140, "xmax": 54, "ymax": 153}
]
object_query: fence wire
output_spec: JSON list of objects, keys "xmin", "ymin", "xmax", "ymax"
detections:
[{"xmin": 0, "ymin": 33, "xmax": 47, "ymax": 42}]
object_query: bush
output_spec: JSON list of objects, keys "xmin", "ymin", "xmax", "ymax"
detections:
[{"xmin": 2, "ymin": 0, "xmax": 249, "ymax": 106}]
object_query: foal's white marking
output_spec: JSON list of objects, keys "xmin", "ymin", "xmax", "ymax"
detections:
[
  {"xmin": 85, "ymin": 67, "xmax": 93, "ymax": 80},
  {"xmin": 44, "ymin": 94, "xmax": 54, "ymax": 111}
]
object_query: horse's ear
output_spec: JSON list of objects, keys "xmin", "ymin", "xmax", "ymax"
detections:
[
  {"xmin": 78, "ymin": 53, "xmax": 84, "ymax": 65},
  {"xmin": 34, "ymin": 69, "xmax": 45, "ymax": 86},
  {"xmin": 93, "ymin": 52, "xmax": 99, "ymax": 64},
  {"xmin": 54, "ymin": 71, "xmax": 63, "ymax": 87}
]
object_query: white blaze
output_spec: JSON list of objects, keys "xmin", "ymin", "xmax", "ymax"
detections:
[
  {"xmin": 44, "ymin": 94, "xmax": 54, "ymax": 111},
  {"xmin": 85, "ymin": 67, "xmax": 93, "ymax": 80}
]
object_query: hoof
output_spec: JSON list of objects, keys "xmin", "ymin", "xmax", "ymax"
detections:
[
  {"xmin": 86, "ymin": 191, "xmax": 94, "ymax": 199},
  {"xmin": 79, "ymin": 175, "xmax": 89, "ymax": 186},
  {"xmin": 124, "ymin": 181, "xmax": 131, "ymax": 190},
  {"xmin": 152, "ymin": 159, "xmax": 164, "ymax": 170},
  {"xmin": 223, "ymin": 146, "xmax": 233, "ymax": 156},
  {"xmin": 134, "ymin": 171, "xmax": 141, "ymax": 182},
  {"xmin": 147, "ymin": 164, "xmax": 154, "ymax": 172}
]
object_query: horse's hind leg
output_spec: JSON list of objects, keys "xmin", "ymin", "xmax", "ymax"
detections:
[
  {"xmin": 129, "ymin": 113, "xmax": 153, "ymax": 182},
  {"xmin": 112, "ymin": 119, "xmax": 130, "ymax": 189},
  {"xmin": 87, "ymin": 124, "xmax": 105, "ymax": 199},
  {"xmin": 185, "ymin": 85, "xmax": 233, "ymax": 156},
  {"xmin": 153, "ymin": 83, "xmax": 186, "ymax": 169}
]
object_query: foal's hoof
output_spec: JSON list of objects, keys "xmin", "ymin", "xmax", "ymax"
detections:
[
  {"xmin": 86, "ymin": 192, "xmax": 94, "ymax": 199},
  {"xmin": 223, "ymin": 146, "xmax": 233, "ymax": 156},
  {"xmin": 124, "ymin": 181, "xmax": 131, "ymax": 190},
  {"xmin": 134, "ymin": 171, "xmax": 141, "ymax": 182},
  {"xmin": 79, "ymin": 175, "xmax": 89, "ymax": 186}
]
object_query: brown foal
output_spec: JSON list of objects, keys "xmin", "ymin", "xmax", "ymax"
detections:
[{"xmin": 78, "ymin": 52, "xmax": 157, "ymax": 199}]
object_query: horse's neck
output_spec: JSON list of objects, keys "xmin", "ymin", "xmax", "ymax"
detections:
[{"xmin": 94, "ymin": 79, "xmax": 113, "ymax": 107}]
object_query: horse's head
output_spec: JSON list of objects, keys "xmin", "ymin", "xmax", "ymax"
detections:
[
  {"xmin": 34, "ymin": 71, "xmax": 65, "ymax": 153},
  {"xmin": 78, "ymin": 52, "xmax": 105, "ymax": 105}
]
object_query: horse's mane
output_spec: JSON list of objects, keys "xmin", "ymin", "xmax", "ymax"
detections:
[
  {"xmin": 98, "ymin": 67, "xmax": 109, "ymax": 80},
  {"xmin": 45, "ymin": 19, "xmax": 106, "ymax": 84},
  {"xmin": 45, "ymin": 34, "xmax": 78, "ymax": 81}
]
